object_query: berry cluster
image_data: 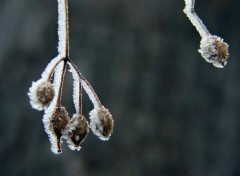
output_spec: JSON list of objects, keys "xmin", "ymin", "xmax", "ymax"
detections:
[
  {"xmin": 28, "ymin": 57, "xmax": 113, "ymax": 154},
  {"xmin": 28, "ymin": 0, "xmax": 113, "ymax": 154}
]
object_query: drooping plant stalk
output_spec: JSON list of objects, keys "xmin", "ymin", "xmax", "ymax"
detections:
[
  {"xmin": 68, "ymin": 60, "xmax": 102, "ymax": 109},
  {"xmin": 46, "ymin": 57, "xmax": 64, "ymax": 81},
  {"xmin": 183, "ymin": 0, "xmax": 210, "ymax": 38},
  {"xmin": 56, "ymin": 60, "xmax": 67, "ymax": 107},
  {"xmin": 183, "ymin": 0, "xmax": 229, "ymax": 68},
  {"xmin": 28, "ymin": 0, "xmax": 114, "ymax": 154}
]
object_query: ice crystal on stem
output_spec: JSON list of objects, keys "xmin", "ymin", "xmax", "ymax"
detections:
[
  {"xmin": 183, "ymin": 0, "xmax": 229, "ymax": 68},
  {"xmin": 28, "ymin": 0, "xmax": 113, "ymax": 154}
]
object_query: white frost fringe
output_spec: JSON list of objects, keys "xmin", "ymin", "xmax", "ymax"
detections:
[
  {"xmin": 57, "ymin": 0, "xmax": 68, "ymax": 56},
  {"xmin": 43, "ymin": 61, "xmax": 64, "ymax": 154}
]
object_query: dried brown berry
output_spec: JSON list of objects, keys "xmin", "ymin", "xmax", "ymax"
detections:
[
  {"xmin": 199, "ymin": 35, "xmax": 229, "ymax": 68},
  {"xmin": 89, "ymin": 106, "xmax": 114, "ymax": 140},
  {"xmin": 51, "ymin": 106, "xmax": 70, "ymax": 153},
  {"xmin": 28, "ymin": 80, "xmax": 55, "ymax": 111},
  {"xmin": 64, "ymin": 114, "xmax": 89, "ymax": 151},
  {"xmin": 214, "ymin": 37, "xmax": 229, "ymax": 65},
  {"xmin": 36, "ymin": 81, "xmax": 54, "ymax": 106}
]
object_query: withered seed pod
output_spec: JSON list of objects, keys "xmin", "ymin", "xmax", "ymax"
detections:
[
  {"xmin": 64, "ymin": 114, "xmax": 89, "ymax": 151},
  {"xmin": 90, "ymin": 106, "xmax": 114, "ymax": 140},
  {"xmin": 29, "ymin": 80, "xmax": 55, "ymax": 111},
  {"xmin": 97, "ymin": 108, "xmax": 114, "ymax": 138},
  {"xmin": 36, "ymin": 81, "xmax": 54, "ymax": 106},
  {"xmin": 199, "ymin": 36, "xmax": 229, "ymax": 68},
  {"xmin": 51, "ymin": 106, "xmax": 70, "ymax": 153}
]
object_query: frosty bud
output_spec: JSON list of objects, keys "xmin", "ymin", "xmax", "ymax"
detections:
[
  {"xmin": 36, "ymin": 81, "xmax": 54, "ymax": 105},
  {"xmin": 28, "ymin": 80, "xmax": 54, "ymax": 111},
  {"xmin": 89, "ymin": 106, "xmax": 114, "ymax": 141},
  {"xmin": 50, "ymin": 106, "xmax": 70, "ymax": 153},
  {"xmin": 199, "ymin": 35, "xmax": 229, "ymax": 68},
  {"xmin": 64, "ymin": 114, "xmax": 89, "ymax": 151}
]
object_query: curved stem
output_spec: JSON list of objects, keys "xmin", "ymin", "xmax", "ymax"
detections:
[
  {"xmin": 67, "ymin": 59, "xmax": 102, "ymax": 109},
  {"xmin": 80, "ymin": 75, "xmax": 102, "ymax": 108},
  {"xmin": 68, "ymin": 59, "xmax": 83, "ymax": 114},
  {"xmin": 56, "ymin": 60, "xmax": 67, "ymax": 107},
  {"xmin": 47, "ymin": 57, "xmax": 64, "ymax": 81},
  {"xmin": 183, "ymin": 0, "xmax": 210, "ymax": 38}
]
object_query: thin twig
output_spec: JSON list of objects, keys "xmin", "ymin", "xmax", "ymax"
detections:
[
  {"xmin": 65, "ymin": 0, "xmax": 69, "ymax": 57},
  {"xmin": 79, "ymin": 82, "xmax": 82, "ymax": 115},
  {"xmin": 68, "ymin": 59, "xmax": 102, "ymax": 108},
  {"xmin": 183, "ymin": 0, "xmax": 210, "ymax": 38},
  {"xmin": 58, "ymin": 0, "xmax": 69, "ymax": 57},
  {"xmin": 47, "ymin": 57, "xmax": 64, "ymax": 81},
  {"xmin": 56, "ymin": 60, "xmax": 67, "ymax": 107}
]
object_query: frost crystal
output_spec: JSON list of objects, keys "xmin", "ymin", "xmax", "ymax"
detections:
[
  {"xmin": 89, "ymin": 106, "xmax": 114, "ymax": 141},
  {"xmin": 64, "ymin": 114, "xmax": 89, "ymax": 151},
  {"xmin": 183, "ymin": 0, "xmax": 210, "ymax": 38},
  {"xmin": 28, "ymin": 79, "xmax": 54, "ymax": 111},
  {"xmin": 199, "ymin": 36, "xmax": 228, "ymax": 68}
]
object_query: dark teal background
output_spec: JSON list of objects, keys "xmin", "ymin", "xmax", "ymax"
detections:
[{"xmin": 0, "ymin": 0, "xmax": 239, "ymax": 175}]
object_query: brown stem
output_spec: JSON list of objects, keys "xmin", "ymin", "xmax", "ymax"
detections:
[
  {"xmin": 67, "ymin": 59, "xmax": 102, "ymax": 107},
  {"xmin": 56, "ymin": 60, "xmax": 67, "ymax": 107},
  {"xmin": 47, "ymin": 57, "xmax": 64, "ymax": 81}
]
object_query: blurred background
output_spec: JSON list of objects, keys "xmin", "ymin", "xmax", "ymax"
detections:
[{"xmin": 0, "ymin": 0, "xmax": 240, "ymax": 175}]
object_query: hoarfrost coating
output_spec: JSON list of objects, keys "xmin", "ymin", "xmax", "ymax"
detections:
[
  {"xmin": 41, "ymin": 55, "xmax": 63, "ymax": 80},
  {"xmin": 43, "ymin": 62, "xmax": 65, "ymax": 154},
  {"xmin": 183, "ymin": 0, "xmax": 210, "ymax": 38},
  {"xmin": 80, "ymin": 78, "xmax": 101, "ymax": 109},
  {"xmin": 57, "ymin": 0, "xmax": 68, "ymax": 56},
  {"xmin": 69, "ymin": 63, "xmax": 101, "ymax": 111}
]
